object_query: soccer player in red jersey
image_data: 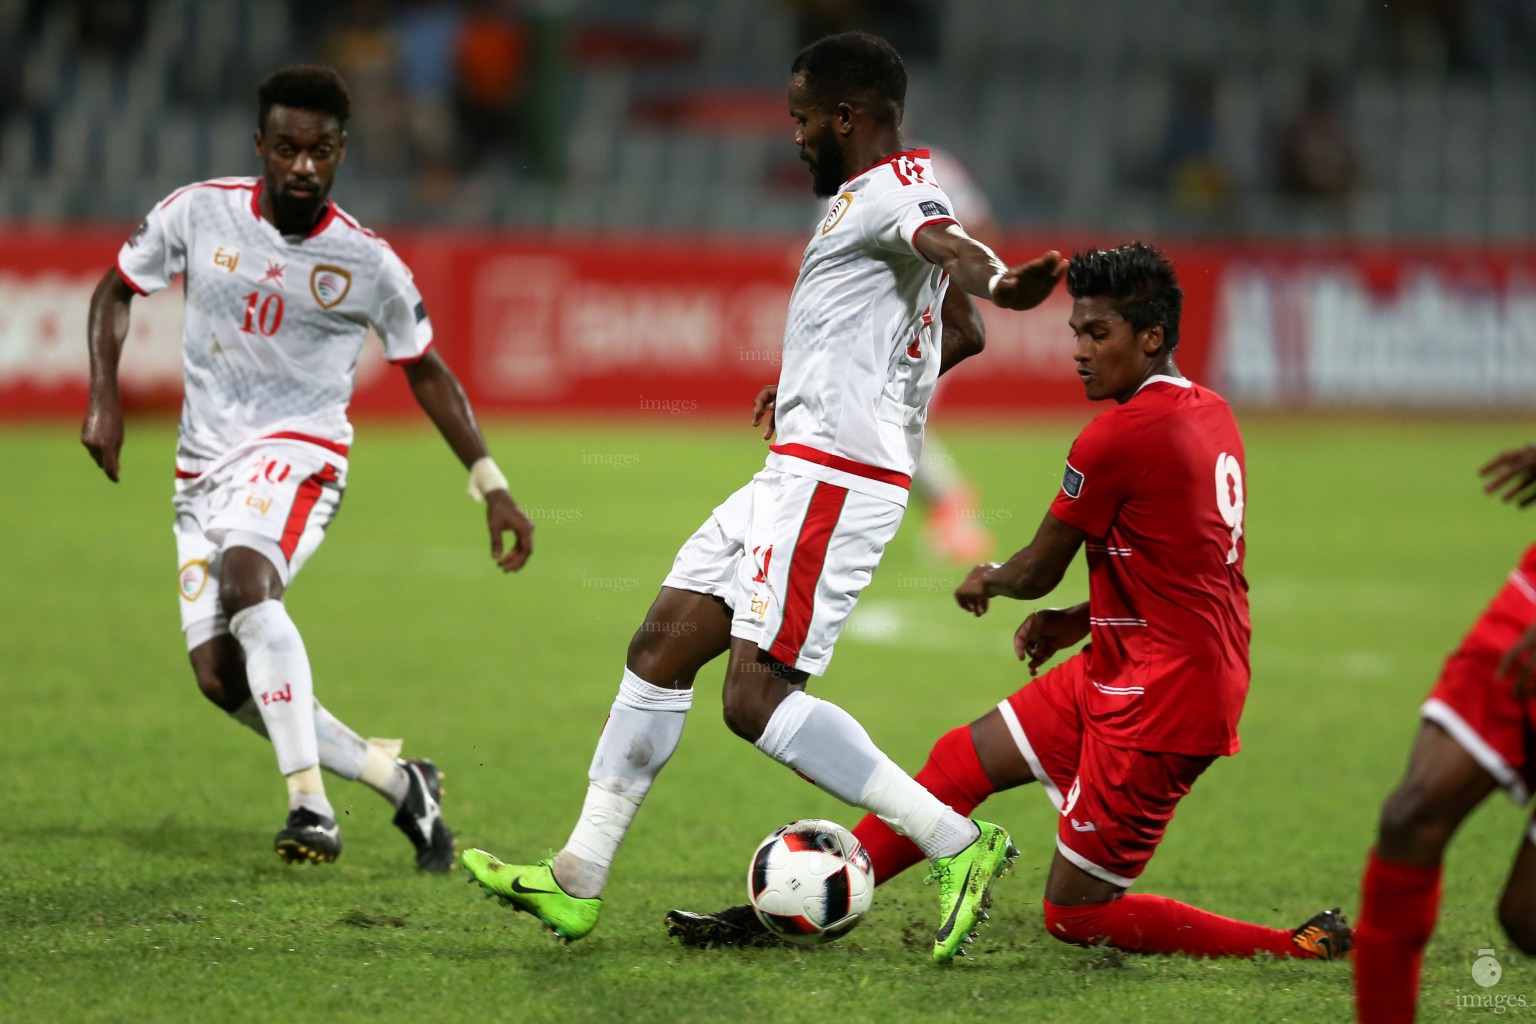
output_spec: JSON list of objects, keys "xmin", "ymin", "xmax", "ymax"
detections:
[
  {"xmin": 668, "ymin": 241, "xmax": 1351, "ymax": 959},
  {"xmin": 1355, "ymin": 445, "xmax": 1536, "ymax": 1022}
]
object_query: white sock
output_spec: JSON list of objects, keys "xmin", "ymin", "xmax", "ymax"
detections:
[
  {"xmin": 286, "ymin": 765, "xmax": 332, "ymax": 817},
  {"xmin": 229, "ymin": 600, "xmax": 329, "ymax": 815},
  {"xmin": 556, "ymin": 668, "xmax": 692, "ymax": 898},
  {"xmin": 360, "ymin": 741, "xmax": 410, "ymax": 807},
  {"xmin": 229, "ymin": 698, "xmax": 407, "ymax": 807},
  {"xmin": 310, "ymin": 700, "xmax": 367, "ymax": 780},
  {"xmin": 755, "ymin": 690, "xmax": 978, "ymax": 860}
]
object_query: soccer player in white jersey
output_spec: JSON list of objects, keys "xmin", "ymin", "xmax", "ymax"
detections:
[
  {"xmin": 80, "ymin": 65, "xmax": 534, "ymax": 870},
  {"xmin": 460, "ymin": 32, "xmax": 1064, "ymax": 963}
]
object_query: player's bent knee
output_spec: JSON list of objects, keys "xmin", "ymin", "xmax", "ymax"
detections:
[
  {"xmin": 625, "ymin": 624, "xmax": 676, "ymax": 680},
  {"xmin": 720, "ymin": 690, "xmax": 770, "ymax": 743},
  {"xmin": 193, "ymin": 666, "xmax": 231, "ymax": 708},
  {"xmin": 217, "ymin": 541, "xmax": 285, "ymax": 617},
  {"xmin": 1041, "ymin": 899, "xmax": 1109, "ymax": 948},
  {"xmin": 1377, "ymin": 781, "xmax": 1455, "ymax": 854},
  {"xmin": 188, "ymin": 654, "xmax": 243, "ymax": 711},
  {"xmin": 626, "ymin": 615, "xmax": 725, "ymax": 687}
]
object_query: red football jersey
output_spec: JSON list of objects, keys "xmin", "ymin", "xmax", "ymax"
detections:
[{"xmin": 1048, "ymin": 376, "xmax": 1251, "ymax": 756}]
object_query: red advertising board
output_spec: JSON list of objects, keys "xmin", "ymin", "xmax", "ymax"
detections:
[{"xmin": 4, "ymin": 226, "xmax": 1529, "ymax": 419}]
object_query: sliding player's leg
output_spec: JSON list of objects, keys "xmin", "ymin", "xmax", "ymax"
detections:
[
  {"xmin": 845, "ymin": 656, "xmax": 1089, "ymax": 885},
  {"xmin": 1036, "ymin": 728, "xmax": 1348, "ymax": 960}
]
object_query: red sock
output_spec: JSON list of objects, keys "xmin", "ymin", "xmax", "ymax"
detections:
[
  {"xmin": 851, "ymin": 724, "xmax": 995, "ymax": 883},
  {"xmin": 1042, "ymin": 894, "xmax": 1297, "ymax": 958},
  {"xmin": 1354, "ymin": 849, "xmax": 1442, "ymax": 1024}
]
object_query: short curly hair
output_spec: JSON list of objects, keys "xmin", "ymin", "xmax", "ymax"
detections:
[
  {"xmin": 257, "ymin": 64, "xmax": 351, "ymax": 132},
  {"xmin": 790, "ymin": 31, "xmax": 906, "ymax": 119},
  {"xmin": 1066, "ymin": 242, "xmax": 1183, "ymax": 352}
]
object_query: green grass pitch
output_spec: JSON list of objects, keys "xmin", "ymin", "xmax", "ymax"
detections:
[{"xmin": 2, "ymin": 414, "xmax": 1531, "ymax": 1022}]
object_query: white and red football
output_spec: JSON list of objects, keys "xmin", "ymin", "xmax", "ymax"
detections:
[{"xmin": 747, "ymin": 819, "xmax": 875, "ymax": 945}]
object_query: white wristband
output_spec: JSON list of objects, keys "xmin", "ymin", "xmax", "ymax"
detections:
[
  {"xmin": 467, "ymin": 456, "xmax": 509, "ymax": 501},
  {"xmin": 987, "ymin": 269, "xmax": 1006, "ymax": 300}
]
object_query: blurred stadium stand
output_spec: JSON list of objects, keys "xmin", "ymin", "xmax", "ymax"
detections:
[{"xmin": 4, "ymin": 0, "xmax": 1534, "ymax": 238}]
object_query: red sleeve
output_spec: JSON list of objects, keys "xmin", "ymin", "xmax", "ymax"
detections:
[{"xmin": 1048, "ymin": 412, "xmax": 1137, "ymax": 537}]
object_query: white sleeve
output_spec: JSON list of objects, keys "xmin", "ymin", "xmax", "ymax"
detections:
[
  {"xmin": 867, "ymin": 181, "xmax": 960, "ymax": 261},
  {"xmin": 369, "ymin": 241, "xmax": 434, "ymax": 364},
  {"xmin": 116, "ymin": 191, "xmax": 189, "ymax": 295}
]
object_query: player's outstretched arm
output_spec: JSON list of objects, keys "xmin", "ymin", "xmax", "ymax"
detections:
[
  {"xmin": 402, "ymin": 350, "xmax": 534, "ymax": 572},
  {"xmin": 913, "ymin": 221, "xmax": 1065, "ymax": 312},
  {"xmin": 938, "ymin": 286, "xmax": 985, "ymax": 376},
  {"xmin": 1480, "ymin": 444, "xmax": 1536, "ymax": 507},
  {"xmin": 80, "ymin": 268, "xmax": 138, "ymax": 482},
  {"xmin": 955, "ymin": 512, "xmax": 1085, "ymax": 616}
]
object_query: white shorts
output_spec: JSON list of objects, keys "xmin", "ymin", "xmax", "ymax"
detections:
[
  {"xmin": 662, "ymin": 468, "xmax": 904, "ymax": 675},
  {"xmin": 174, "ymin": 439, "xmax": 346, "ymax": 650}
]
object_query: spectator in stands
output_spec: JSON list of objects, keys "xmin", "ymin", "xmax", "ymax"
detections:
[
  {"xmin": 392, "ymin": 0, "xmax": 463, "ymax": 203},
  {"xmin": 323, "ymin": 0, "xmax": 406, "ymax": 174},
  {"xmin": 1156, "ymin": 67, "xmax": 1233, "ymax": 223},
  {"xmin": 394, "ymin": 0, "xmax": 461, "ymax": 163},
  {"xmin": 1275, "ymin": 70, "xmax": 1359, "ymax": 202},
  {"xmin": 0, "ymin": 7, "xmax": 27, "ymax": 137},
  {"xmin": 1367, "ymin": 0, "xmax": 1478, "ymax": 75},
  {"xmin": 76, "ymin": 0, "xmax": 148, "ymax": 62},
  {"xmin": 453, "ymin": 0, "xmax": 531, "ymax": 172},
  {"xmin": 1467, "ymin": 0, "xmax": 1536, "ymax": 80}
]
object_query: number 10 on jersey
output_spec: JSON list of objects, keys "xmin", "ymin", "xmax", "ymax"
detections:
[{"xmin": 241, "ymin": 291, "xmax": 285, "ymax": 336}]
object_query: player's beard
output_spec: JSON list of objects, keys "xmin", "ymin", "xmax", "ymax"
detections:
[
  {"xmin": 273, "ymin": 186, "xmax": 327, "ymax": 233},
  {"xmin": 805, "ymin": 147, "xmax": 847, "ymax": 199}
]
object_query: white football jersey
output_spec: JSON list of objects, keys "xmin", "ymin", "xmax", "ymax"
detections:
[
  {"xmin": 765, "ymin": 149, "xmax": 957, "ymax": 506},
  {"xmin": 117, "ymin": 177, "xmax": 433, "ymax": 472}
]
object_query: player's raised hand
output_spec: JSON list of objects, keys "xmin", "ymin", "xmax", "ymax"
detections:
[
  {"xmin": 486, "ymin": 491, "xmax": 534, "ymax": 572},
  {"xmin": 752, "ymin": 384, "xmax": 778, "ymax": 441},
  {"xmin": 955, "ymin": 562, "xmax": 1001, "ymax": 616},
  {"xmin": 1480, "ymin": 445, "xmax": 1536, "ymax": 508},
  {"xmin": 1499, "ymin": 621, "xmax": 1536, "ymax": 698},
  {"xmin": 80, "ymin": 399, "xmax": 125, "ymax": 482},
  {"xmin": 1013, "ymin": 607, "xmax": 1089, "ymax": 675},
  {"xmin": 991, "ymin": 250, "xmax": 1067, "ymax": 311}
]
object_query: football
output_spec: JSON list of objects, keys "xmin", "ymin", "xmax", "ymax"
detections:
[{"xmin": 747, "ymin": 819, "xmax": 875, "ymax": 944}]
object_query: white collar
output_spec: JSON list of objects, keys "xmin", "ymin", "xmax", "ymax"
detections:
[{"xmin": 1134, "ymin": 373, "xmax": 1192, "ymax": 395}]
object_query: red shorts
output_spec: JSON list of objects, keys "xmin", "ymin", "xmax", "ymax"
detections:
[
  {"xmin": 1421, "ymin": 565, "xmax": 1536, "ymax": 804},
  {"xmin": 998, "ymin": 652, "xmax": 1214, "ymax": 887}
]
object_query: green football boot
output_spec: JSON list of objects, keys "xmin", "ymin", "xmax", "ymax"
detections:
[
  {"xmin": 461, "ymin": 849, "xmax": 601, "ymax": 942},
  {"xmin": 925, "ymin": 819, "xmax": 1018, "ymax": 964}
]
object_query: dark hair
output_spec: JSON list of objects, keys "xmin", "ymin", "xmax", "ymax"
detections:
[
  {"xmin": 1066, "ymin": 241, "xmax": 1183, "ymax": 352},
  {"xmin": 790, "ymin": 31, "xmax": 906, "ymax": 118},
  {"xmin": 257, "ymin": 65, "xmax": 351, "ymax": 132}
]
